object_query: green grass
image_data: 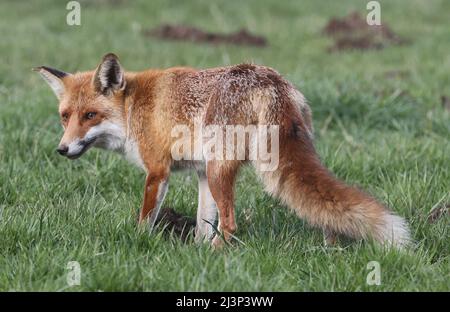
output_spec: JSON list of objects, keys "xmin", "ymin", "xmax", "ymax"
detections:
[{"xmin": 0, "ymin": 0, "xmax": 449, "ymax": 291}]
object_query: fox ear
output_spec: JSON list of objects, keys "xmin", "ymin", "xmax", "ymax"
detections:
[
  {"xmin": 93, "ymin": 53, "xmax": 125, "ymax": 95},
  {"xmin": 33, "ymin": 66, "xmax": 70, "ymax": 99}
]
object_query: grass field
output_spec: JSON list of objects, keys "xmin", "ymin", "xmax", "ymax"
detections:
[{"xmin": 0, "ymin": 0, "xmax": 449, "ymax": 291}]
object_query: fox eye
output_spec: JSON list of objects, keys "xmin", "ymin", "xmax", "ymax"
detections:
[
  {"xmin": 61, "ymin": 113, "xmax": 69, "ymax": 122},
  {"xmin": 85, "ymin": 112, "xmax": 97, "ymax": 120}
]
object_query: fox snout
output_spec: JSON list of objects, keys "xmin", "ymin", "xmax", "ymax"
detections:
[
  {"xmin": 55, "ymin": 120, "xmax": 126, "ymax": 159},
  {"xmin": 56, "ymin": 145, "xmax": 69, "ymax": 156},
  {"xmin": 57, "ymin": 136, "xmax": 97, "ymax": 160}
]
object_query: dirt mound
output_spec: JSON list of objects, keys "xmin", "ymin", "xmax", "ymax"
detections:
[
  {"xmin": 323, "ymin": 12, "xmax": 406, "ymax": 51},
  {"xmin": 155, "ymin": 207, "xmax": 196, "ymax": 241},
  {"xmin": 144, "ymin": 24, "xmax": 268, "ymax": 47}
]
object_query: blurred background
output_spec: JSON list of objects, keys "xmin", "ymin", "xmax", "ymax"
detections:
[{"xmin": 2, "ymin": 0, "xmax": 450, "ymax": 132}]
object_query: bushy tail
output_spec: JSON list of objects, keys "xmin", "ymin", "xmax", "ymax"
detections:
[{"xmin": 256, "ymin": 131, "xmax": 411, "ymax": 249}]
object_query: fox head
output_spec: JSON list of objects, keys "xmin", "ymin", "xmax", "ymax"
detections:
[{"xmin": 35, "ymin": 53, "xmax": 127, "ymax": 159}]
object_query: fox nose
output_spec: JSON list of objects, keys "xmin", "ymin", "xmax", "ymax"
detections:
[{"xmin": 56, "ymin": 145, "xmax": 68, "ymax": 156}]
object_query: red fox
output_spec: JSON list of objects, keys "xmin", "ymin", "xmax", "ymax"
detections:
[{"xmin": 34, "ymin": 53, "xmax": 410, "ymax": 248}]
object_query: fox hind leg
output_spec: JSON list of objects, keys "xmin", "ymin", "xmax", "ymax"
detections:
[{"xmin": 206, "ymin": 160, "xmax": 240, "ymax": 248}]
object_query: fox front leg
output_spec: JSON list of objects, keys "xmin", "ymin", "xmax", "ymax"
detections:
[{"xmin": 139, "ymin": 172, "xmax": 169, "ymax": 230}]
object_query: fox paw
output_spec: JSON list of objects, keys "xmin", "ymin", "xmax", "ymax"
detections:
[{"xmin": 211, "ymin": 235, "xmax": 226, "ymax": 249}]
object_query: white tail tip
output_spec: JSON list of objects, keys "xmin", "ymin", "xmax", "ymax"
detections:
[{"xmin": 379, "ymin": 213, "xmax": 412, "ymax": 249}]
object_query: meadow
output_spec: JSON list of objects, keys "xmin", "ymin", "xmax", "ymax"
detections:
[{"xmin": 0, "ymin": 0, "xmax": 448, "ymax": 291}]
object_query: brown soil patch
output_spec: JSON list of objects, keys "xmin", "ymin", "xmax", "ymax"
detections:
[
  {"xmin": 144, "ymin": 24, "xmax": 268, "ymax": 47},
  {"xmin": 323, "ymin": 12, "xmax": 407, "ymax": 52},
  {"xmin": 155, "ymin": 207, "xmax": 196, "ymax": 241}
]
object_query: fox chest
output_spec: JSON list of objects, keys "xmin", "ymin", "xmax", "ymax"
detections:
[{"xmin": 123, "ymin": 139, "xmax": 146, "ymax": 172}]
